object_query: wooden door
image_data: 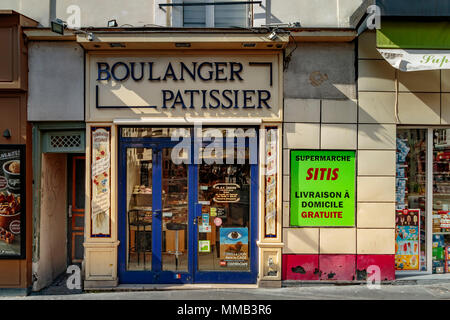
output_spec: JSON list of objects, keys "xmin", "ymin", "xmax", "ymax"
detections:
[{"xmin": 68, "ymin": 155, "xmax": 85, "ymax": 264}]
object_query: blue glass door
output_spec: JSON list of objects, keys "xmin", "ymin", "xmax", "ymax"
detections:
[
  {"xmin": 118, "ymin": 127, "xmax": 258, "ymax": 284},
  {"xmin": 193, "ymin": 135, "xmax": 258, "ymax": 284},
  {"xmin": 118, "ymin": 140, "xmax": 193, "ymax": 284}
]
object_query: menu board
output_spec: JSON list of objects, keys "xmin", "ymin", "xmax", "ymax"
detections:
[
  {"xmin": 0, "ymin": 146, "xmax": 25, "ymax": 258},
  {"xmin": 395, "ymin": 209, "xmax": 420, "ymax": 270},
  {"xmin": 212, "ymin": 183, "xmax": 240, "ymax": 203}
]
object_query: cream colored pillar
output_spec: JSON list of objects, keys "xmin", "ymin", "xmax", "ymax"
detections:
[
  {"xmin": 84, "ymin": 123, "xmax": 120, "ymax": 289},
  {"xmin": 257, "ymin": 123, "xmax": 284, "ymax": 288}
]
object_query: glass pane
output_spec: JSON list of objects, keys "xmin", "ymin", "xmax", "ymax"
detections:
[
  {"xmin": 162, "ymin": 148, "xmax": 189, "ymax": 271},
  {"xmin": 214, "ymin": 1, "xmax": 247, "ymax": 28},
  {"xmin": 127, "ymin": 148, "xmax": 153, "ymax": 271},
  {"xmin": 432, "ymin": 129, "xmax": 450, "ymax": 274},
  {"xmin": 396, "ymin": 129, "xmax": 427, "ymax": 271},
  {"xmin": 121, "ymin": 127, "xmax": 190, "ymax": 138},
  {"xmin": 183, "ymin": 0, "xmax": 206, "ymax": 27},
  {"xmin": 198, "ymin": 145, "xmax": 251, "ymax": 271}
]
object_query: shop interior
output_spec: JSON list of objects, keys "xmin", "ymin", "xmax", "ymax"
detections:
[{"xmin": 396, "ymin": 128, "xmax": 450, "ymax": 275}]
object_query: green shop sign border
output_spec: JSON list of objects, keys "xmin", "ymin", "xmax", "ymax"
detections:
[{"xmin": 290, "ymin": 150, "xmax": 356, "ymax": 227}]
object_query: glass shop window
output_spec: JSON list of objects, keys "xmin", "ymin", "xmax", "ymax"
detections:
[
  {"xmin": 433, "ymin": 129, "xmax": 450, "ymax": 274},
  {"xmin": 396, "ymin": 128, "xmax": 450, "ymax": 274},
  {"xmin": 396, "ymin": 129, "xmax": 427, "ymax": 271}
]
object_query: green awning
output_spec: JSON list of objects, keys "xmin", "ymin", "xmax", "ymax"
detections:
[{"xmin": 377, "ymin": 20, "xmax": 450, "ymax": 50}]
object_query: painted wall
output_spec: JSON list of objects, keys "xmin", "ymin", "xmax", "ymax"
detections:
[
  {"xmin": 1, "ymin": 0, "xmax": 365, "ymax": 28},
  {"xmin": 28, "ymin": 42, "xmax": 84, "ymax": 121},
  {"xmin": 282, "ymin": 38, "xmax": 396, "ymax": 281},
  {"xmin": 33, "ymin": 153, "xmax": 67, "ymax": 291}
]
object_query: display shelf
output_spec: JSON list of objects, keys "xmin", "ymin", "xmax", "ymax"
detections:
[{"xmin": 433, "ymin": 232, "xmax": 450, "ymax": 235}]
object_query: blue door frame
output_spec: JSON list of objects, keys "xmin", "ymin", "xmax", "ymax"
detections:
[{"xmin": 118, "ymin": 128, "xmax": 259, "ymax": 284}]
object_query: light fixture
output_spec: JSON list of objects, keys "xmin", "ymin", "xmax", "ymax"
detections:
[
  {"xmin": 107, "ymin": 19, "xmax": 118, "ymax": 27},
  {"xmin": 3, "ymin": 129, "xmax": 11, "ymax": 139},
  {"xmin": 51, "ymin": 19, "xmax": 66, "ymax": 35},
  {"xmin": 267, "ymin": 30, "xmax": 278, "ymax": 41},
  {"xmin": 51, "ymin": 18, "xmax": 94, "ymax": 41}
]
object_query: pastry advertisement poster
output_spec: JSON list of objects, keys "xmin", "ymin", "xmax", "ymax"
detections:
[
  {"xmin": 265, "ymin": 127, "xmax": 277, "ymax": 237},
  {"xmin": 395, "ymin": 209, "xmax": 420, "ymax": 270},
  {"xmin": 219, "ymin": 227, "xmax": 248, "ymax": 266},
  {"xmin": 0, "ymin": 146, "xmax": 25, "ymax": 258},
  {"xmin": 91, "ymin": 127, "xmax": 111, "ymax": 237},
  {"xmin": 290, "ymin": 150, "xmax": 356, "ymax": 227}
]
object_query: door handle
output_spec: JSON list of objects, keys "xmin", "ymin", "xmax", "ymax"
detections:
[
  {"xmin": 193, "ymin": 216, "xmax": 202, "ymax": 225},
  {"xmin": 193, "ymin": 203, "xmax": 202, "ymax": 225},
  {"xmin": 153, "ymin": 210, "xmax": 162, "ymax": 218}
]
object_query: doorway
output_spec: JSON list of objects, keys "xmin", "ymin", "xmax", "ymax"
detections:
[{"xmin": 118, "ymin": 127, "xmax": 258, "ymax": 284}]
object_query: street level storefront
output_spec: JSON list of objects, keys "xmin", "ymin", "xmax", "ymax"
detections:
[
  {"xmin": 81, "ymin": 42, "xmax": 285, "ymax": 287},
  {"xmin": 358, "ymin": 25, "xmax": 450, "ymax": 280},
  {"xmin": 0, "ymin": 11, "xmax": 37, "ymax": 295}
]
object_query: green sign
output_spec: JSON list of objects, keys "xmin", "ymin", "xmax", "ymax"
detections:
[{"xmin": 290, "ymin": 150, "xmax": 356, "ymax": 227}]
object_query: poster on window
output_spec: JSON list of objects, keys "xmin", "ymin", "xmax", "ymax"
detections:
[
  {"xmin": 265, "ymin": 127, "xmax": 277, "ymax": 237},
  {"xmin": 0, "ymin": 146, "xmax": 25, "ymax": 258},
  {"xmin": 395, "ymin": 209, "xmax": 420, "ymax": 270},
  {"xmin": 219, "ymin": 227, "xmax": 248, "ymax": 267},
  {"xmin": 91, "ymin": 127, "xmax": 111, "ymax": 237}
]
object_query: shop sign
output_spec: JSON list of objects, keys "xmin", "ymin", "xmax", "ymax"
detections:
[
  {"xmin": 219, "ymin": 227, "xmax": 248, "ymax": 264},
  {"xmin": 395, "ymin": 209, "xmax": 420, "ymax": 270},
  {"xmin": 290, "ymin": 150, "xmax": 356, "ymax": 227},
  {"xmin": 0, "ymin": 146, "xmax": 25, "ymax": 259},
  {"xmin": 212, "ymin": 183, "xmax": 240, "ymax": 203},
  {"xmin": 96, "ymin": 61, "xmax": 272, "ymax": 109},
  {"xmin": 378, "ymin": 48, "xmax": 450, "ymax": 71},
  {"xmin": 88, "ymin": 55, "xmax": 280, "ymax": 121}
]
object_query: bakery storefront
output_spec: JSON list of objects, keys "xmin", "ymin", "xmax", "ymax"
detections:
[{"xmin": 81, "ymin": 38, "xmax": 285, "ymax": 287}]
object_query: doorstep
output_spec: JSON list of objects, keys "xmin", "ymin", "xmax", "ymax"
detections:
[
  {"xmin": 84, "ymin": 283, "xmax": 259, "ymax": 292},
  {"xmin": 394, "ymin": 273, "xmax": 450, "ymax": 284}
]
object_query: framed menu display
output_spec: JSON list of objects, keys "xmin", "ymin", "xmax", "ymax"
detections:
[{"xmin": 0, "ymin": 145, "xmax": 25, "ymax": 259}]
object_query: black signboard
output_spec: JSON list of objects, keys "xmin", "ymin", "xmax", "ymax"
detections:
[{"xmin": 0, "ymin": 145, "xmax": 25, "ymax": 259}]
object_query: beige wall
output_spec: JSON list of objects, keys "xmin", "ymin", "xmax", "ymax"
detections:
[
  {"xmin": 358, "ymin": 31, "xmax": 450, "ymax": 125},
  {"xmin": 282, "ymin": 35, "xmax": 399, "ymax": 256},
  {"xmin": 33, "ymin": 153, "xmax": 67, "ymax": 291}
]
